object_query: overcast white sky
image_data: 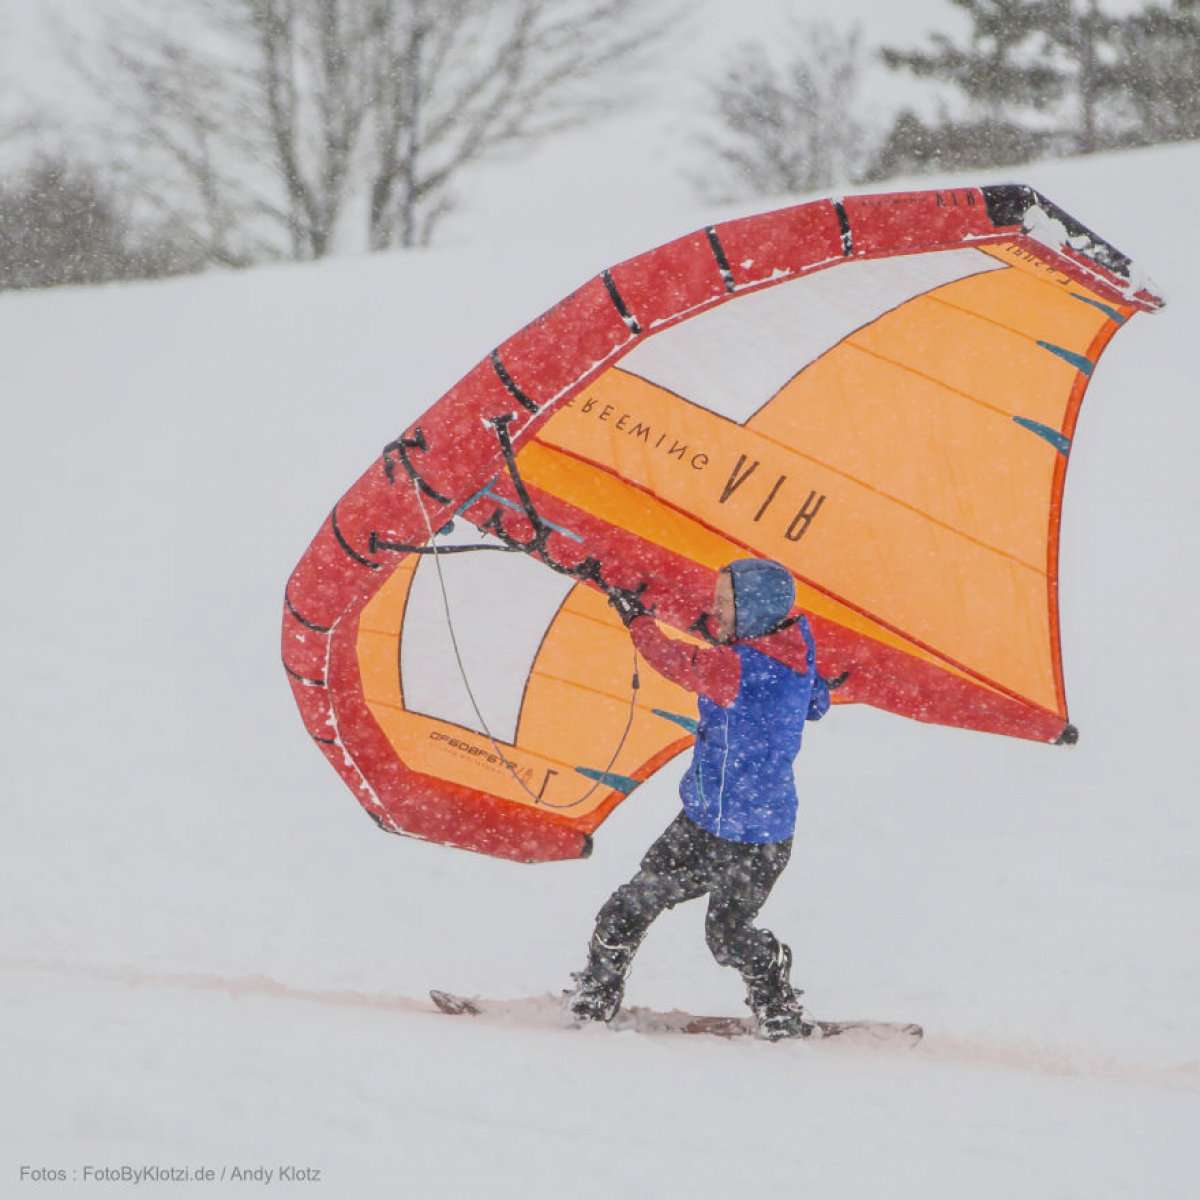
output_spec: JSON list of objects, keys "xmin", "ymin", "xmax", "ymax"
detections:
[
  {"xmin": 0, "ymin": 0, "xmax": 961, "ymax": 108},
  {"xmin": 1, "ymin": 0, "xmax": 965, "ymax": 88}
]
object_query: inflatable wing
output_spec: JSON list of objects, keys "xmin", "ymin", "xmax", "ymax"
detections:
[{"xmin": 283, "ymin": 185, "xmax": 1163, "ymax": 862}]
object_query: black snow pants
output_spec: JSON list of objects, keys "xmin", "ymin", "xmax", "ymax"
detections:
[{"xmin": 593, "ymin": 811, "xmax": 793, "ymax": 981}]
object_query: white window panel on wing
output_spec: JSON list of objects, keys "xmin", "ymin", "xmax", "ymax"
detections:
[
  {"xmin": 616, "ymin": 248, "xmax": 1007, "ymax": 425},
  {"xmin": 400, "ymin": 520, "xmax": 575, "ymax": 743}
]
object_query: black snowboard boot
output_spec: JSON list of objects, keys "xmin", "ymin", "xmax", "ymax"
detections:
[
  {"xmin": 744, "ymin": 941, "xmax": 815, "ymax": 1041},
  {"xmin": 567, "ymin": 934, "xmax": 637, "ymax": 1023}
]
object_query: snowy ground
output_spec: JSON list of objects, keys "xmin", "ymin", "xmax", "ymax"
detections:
[{"xmin": 3, "ymin": 141, "xmax": 1198, "ymax": 1198}]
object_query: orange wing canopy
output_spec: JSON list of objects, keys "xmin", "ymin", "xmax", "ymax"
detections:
[{"xmin": 283, "ymin": 186, "xmax": 1163, "ymax": 862}]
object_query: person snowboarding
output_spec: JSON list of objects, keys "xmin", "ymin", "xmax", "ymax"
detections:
[{"xmin": 568, "ymin": 559, "xmax": 836, "ymax": 1040}]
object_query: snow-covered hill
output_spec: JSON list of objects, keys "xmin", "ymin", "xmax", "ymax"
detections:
[{"xmin": 3, "ymin": 142, "xmax": 1198, "ymax": 1198}]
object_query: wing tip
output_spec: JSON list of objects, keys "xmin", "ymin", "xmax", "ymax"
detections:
[
  {"xmin": 1055, "ymin": 723, "xmax": 1080, "ymax": 746},
  {"xmin": 981, "ymin": 183, "xmax": 1164, "ymax": 311}
]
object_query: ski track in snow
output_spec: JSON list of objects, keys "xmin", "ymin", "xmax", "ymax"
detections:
[{"xmin": 8, "ymin": 957, "xmax": 1197, "ymax": 1095}]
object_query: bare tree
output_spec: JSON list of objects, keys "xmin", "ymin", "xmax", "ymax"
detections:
[
  {"xmin": 0, "ymin": 10, "xmax": 47, "ymax": 156},
  {"xmin": 60, "ymin": 4, "xmax": 277, "ymax": 267},
  {"xmin": 0, "ymin": 104, "xmax": 42, "ymax": 154},
  {"xmin": 691, "ymin": 23, "xmax": 867, "ymax": 203},
  {"xmin": 65, "ymin": 0, "xmax": 666, "ymax": 262},
  {"xmin": 365, "ymin": 0, "xmax": 661, "ymax": 248},
  {"xmin": 245, "ymin": 0, "xmax": 382, "ymax": 257}
]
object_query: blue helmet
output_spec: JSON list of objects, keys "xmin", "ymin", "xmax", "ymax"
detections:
[{"xmin": 725, "ymin": 559, "xmax": 795, "ymax": 638}]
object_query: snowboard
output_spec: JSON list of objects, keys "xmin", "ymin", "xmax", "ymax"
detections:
[{"xmin": 429, "ymin": 989, "xmax": 922, "ymax": 1046}]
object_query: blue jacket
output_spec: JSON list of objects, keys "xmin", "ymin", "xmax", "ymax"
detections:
[{"xmin": 680, "ymin": 617, "xmax": 828, "ymax": 844}]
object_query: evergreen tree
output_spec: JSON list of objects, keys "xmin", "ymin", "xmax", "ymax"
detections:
[
  {"xmin": 1030, "ymin": 0, "xmax": 1125, "ymax": 153},
  {"xmin": 1114, "ymin": 0, "xmax": 1200, "ymax": 144},
  {"xmin": 878, "ymin": 0, "xmax": 1129, "ymax": 172},
  {"xmin": 863, "ymin": 110, "xmax": 1054, "ymax": 180},
  {"xmin": 880, "ymin": 0, "xmax": 1062, "ymax": 123},
  {"xmin": 691, "ymin": 23, "xmax": 868, "ymax": 202}
]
